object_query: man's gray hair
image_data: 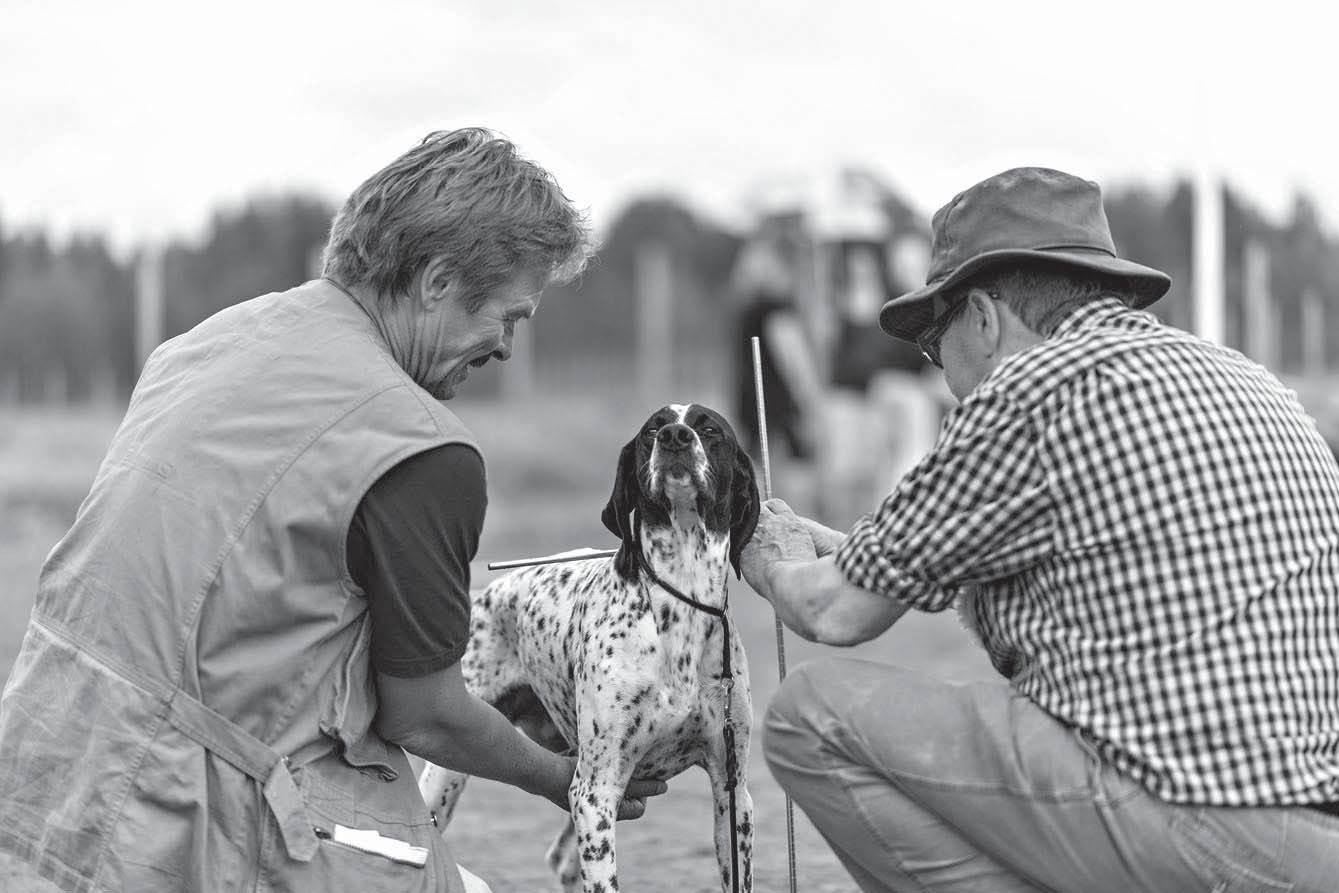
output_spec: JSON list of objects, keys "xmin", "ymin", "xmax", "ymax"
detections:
[
  {"xmin": 322, "ymin": 128, "xmax": 594, "ymax": 310},
  {"xmin": 952, "ymin": 260, "xmax": 1140, "ymax": 336}
]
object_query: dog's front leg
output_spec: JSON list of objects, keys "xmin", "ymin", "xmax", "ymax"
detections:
[
  {"xmin": 705, "ymin": 743, "xmax": 753, "ymax": 891},
  {"xmin": 566, "ymin": 754, "xmax": 628, "ymax": 893},
  {"xmin": 706, "ymin": 676, "xmax": 754, "ymax": 892}
]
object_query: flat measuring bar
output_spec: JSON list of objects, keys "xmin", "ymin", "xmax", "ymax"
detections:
[{"xmin": 487, "ymin": 547, "xmax": 618, "ymax": 572}]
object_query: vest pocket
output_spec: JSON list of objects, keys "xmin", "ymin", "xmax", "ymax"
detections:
[{"xmin": 263, "ymin": 755, "xmax": 448, "ymax": 892}]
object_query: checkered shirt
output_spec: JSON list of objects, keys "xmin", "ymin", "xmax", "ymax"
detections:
[{"xmin": 836, "ymin": 298, "xmax": 1339, "ymax": 806}]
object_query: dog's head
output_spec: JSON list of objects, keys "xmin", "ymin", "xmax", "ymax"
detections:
[{"xmin": 601, "ymin": 403, "xmax": 760, "ymax": 583}]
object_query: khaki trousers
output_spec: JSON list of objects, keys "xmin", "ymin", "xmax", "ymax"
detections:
[{"xmin": 764, "ymin": 658, "xmax": 1339, "ymax": 892}]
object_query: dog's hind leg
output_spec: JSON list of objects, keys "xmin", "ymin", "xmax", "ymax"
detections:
[
  {"xmin": 544, "ymin": 818, "xmax": 581, "ymax": 893},
  {"xmin": 418, "ymin": 763, "xmax": 469, "ymax": 830}
]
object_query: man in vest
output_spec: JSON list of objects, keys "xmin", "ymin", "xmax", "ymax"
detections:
[
  {"xmin": 0, "ymin": 128, "xmax": 664, "ymax": 892},
  {"xmin": 740, "ymin": 167, "xmax": 1339, "ymax": 890}
]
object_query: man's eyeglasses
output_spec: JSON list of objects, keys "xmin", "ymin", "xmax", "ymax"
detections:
[
  {"xmin": 916, "ymin": 298, "xmax": 967, "ymax": 369},
  {"xmin": 916, "ymin": 289, "xmax": 1000, "ymax": 368}
]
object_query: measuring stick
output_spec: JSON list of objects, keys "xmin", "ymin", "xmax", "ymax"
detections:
[
  {"xmin": 487, "ymin": 547, "xmax": 617, "ymax": 572},
  {"xmin": 751, "ymin": 335, "xmax": 799, "ymax": 893}
]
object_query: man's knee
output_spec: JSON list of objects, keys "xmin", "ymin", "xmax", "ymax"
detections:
[
  {"xmin": 763, "ymin": 658, "xmax": 879, "ymax": 781},
  {"xmin": 763, "ymin": 658, "xmax": 995, "ymax": 783},
  {"xmin": 761, "ymin": 661, "xmax": 824, "ymax": 779}
]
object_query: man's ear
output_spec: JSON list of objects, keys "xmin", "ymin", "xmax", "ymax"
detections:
[
  {"xmin": 967, "ymin": 287, "xmax": 1004, "ymax": 357},
  {"xmin": 418, "ymin": 257, "xmax": 456, "ymax": 311},
  {"xmin": 972, "ymin": 287, "xmax": 1045, "ymax": 360}
]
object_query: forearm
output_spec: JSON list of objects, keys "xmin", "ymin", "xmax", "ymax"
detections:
[
  {"xmin": 376, "ymin": 669, "xmax": 572, "ymax": 810},
  {"xmin": 760, "ymin": 553, "xmax": 910, "ymax": 645},
  {"xmin": 412, "ymin": 697, "xmax": 565, "ymax": 798}
]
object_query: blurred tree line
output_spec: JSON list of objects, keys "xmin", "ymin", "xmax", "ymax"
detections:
[
  {"xmin": 0, "ymin": 177, "xmax": 1335, "ymax": 404},
  {"xmin": 1104, "ymin": 184, "xmax": 1339, "ymax": 368},
  {"xmin": 0, "ymin": 195, "xmax": 333, "ymax": 402}
]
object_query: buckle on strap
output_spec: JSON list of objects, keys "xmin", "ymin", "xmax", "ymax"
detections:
[{"xmin": 165, "ymin": 688, "xmax": 318, "ymax": 863}]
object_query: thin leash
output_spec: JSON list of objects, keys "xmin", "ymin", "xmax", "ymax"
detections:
[
  {"xmin": 751, "ymin": 335, "xmax": 799, "ymax": 893},
  {"xmin": 638, "ymin": 553, "xmax": 743, "ymax": 893}
]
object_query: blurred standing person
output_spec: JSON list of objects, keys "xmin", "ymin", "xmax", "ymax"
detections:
[
  {"xmin": 828, "ymin": 239, "xmax": 926, "ymax": 393},
  {"xmin": 741, "ymin": 167, "xmax": 1339, "ymax": 891},
  {"xmin": 730, "ymin": 225, "xmax": 817, "ymax": 463},
  {"xmin": 0, "ymin": 128, "xmax": 662, "ymax": 893},
  {"xmin": 826, "ymin": 237, "xmax": 939, "ymax": 515}
]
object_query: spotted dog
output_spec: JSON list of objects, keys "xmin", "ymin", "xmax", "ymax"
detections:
[{"xmin": 419, "ymin": 403, "xmax": 759, "ymax": 893}]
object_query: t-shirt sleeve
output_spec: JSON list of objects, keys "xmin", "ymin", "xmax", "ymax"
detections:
[{"xmin": 346, "ymin": 442, "xmax": 486, "ymax": 678}]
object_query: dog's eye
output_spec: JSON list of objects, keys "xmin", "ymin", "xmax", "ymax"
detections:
[
  {"xmin": 700, "ymin": 425, "xmax": 719, "ymax": 436},
  {"xmin": 644, "ymin": 426, "xmax": 659, "ymax": 439}
]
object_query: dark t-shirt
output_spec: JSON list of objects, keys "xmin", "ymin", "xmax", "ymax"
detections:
[{"xmin": 346, "ymin": 443, "xmax": 486, "ymax": 678}]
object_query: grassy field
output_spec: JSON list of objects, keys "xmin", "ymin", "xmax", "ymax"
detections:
[{"xmin": 0, "ymin": 395, "xmax": 994, "ymax": 892}]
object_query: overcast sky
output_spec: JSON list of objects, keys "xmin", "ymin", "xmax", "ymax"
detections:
[{"xmin": 3, "ymin": 0, "xmax": 1334, "ymax": 256}]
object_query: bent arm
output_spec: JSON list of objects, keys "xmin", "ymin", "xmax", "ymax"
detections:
[
  {"xmin": 756, "ymin": 552, "xmax": 910, "ymax": 645},
  {"xmin": 375, "ymin": 663, "xmax": 573, "ymax": 812},
  {"xmin": 741, "ymin": 499, "xmax": 909, "ymax": 645}
]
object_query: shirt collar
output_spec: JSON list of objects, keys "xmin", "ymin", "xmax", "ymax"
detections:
[{"xmin": 1051, "ymin": 296, "xmax": 1155, "ymax": 339}]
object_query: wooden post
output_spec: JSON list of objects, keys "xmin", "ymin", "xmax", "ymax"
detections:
[
  {"xmin": 135, "ymin": 244, "xmax": 165, "ymax": 370},
  {"xmin": 1193, "ymin": 167, "xmax": 1225, "ymax": 344},
  {"xmin": 636, "ymin": 241, "xmax": 673, "ymax": 405},
  {"xmin": 1301, "ymin": 288, "xmax": 1326, "ymax": 376},
  {"xmin": 1242, "ymin": 238, "xmax": 1274, "ymax": 368}
]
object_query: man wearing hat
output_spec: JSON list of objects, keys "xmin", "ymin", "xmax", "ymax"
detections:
[{"xmin": 740, "ymin": 167, "xmax": 1339, "ymax": 891}]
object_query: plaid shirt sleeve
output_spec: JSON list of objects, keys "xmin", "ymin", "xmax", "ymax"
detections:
[{"xmin": 835, "ymin": 386, "xmax": 1054, "ymax": 612}]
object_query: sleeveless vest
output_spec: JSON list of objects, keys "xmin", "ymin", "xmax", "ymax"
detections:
[{"xmin": 0, "ymin": 280, "xmax": 475, "ymax": 892}]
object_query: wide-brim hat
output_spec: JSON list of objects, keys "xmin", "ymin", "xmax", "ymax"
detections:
[{"xmin": 879, "ymin": 167, "xmax": 1172, "ymax": 342}]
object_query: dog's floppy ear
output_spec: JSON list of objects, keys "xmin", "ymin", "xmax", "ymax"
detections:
[
  {"xmin": 728, "ymin": 443, "xmax": 761, "ymax": 578},
  {"xmin": 601, "ymin": 436, "xmax": 642, "ymax": 582}
]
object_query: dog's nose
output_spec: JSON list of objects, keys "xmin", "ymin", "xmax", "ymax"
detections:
[{"xmin": 656, "ymin": 423, "xmax": 696, "ymax": 451}]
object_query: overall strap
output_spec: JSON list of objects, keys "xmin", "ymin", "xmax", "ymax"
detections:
[{"xmin": 165, "ymin": 688, "xmax": 318, "ymax": 862}]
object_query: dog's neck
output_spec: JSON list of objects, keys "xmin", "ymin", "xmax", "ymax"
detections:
[{"xmin": 638, "ymin": 516, "xmax": 731, "ymax": 609}]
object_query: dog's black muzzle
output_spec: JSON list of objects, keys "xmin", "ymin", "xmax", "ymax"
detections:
[{"xmin": 656, "ymin": 423, "xmax": 696, "ymax": 452}]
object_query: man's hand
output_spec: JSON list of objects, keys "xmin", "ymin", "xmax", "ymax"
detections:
[
  {"xmin": 739, "ymin": 498, "xmax": 909, "ymax": 644},
  {"xmin": 617, "ymin": 777, "xmax": 669, "ymax": 820},
  {"xmin": 539, "ymin": 758, "xmax": 667, "ymax": 820},
  {"xmin": 749, "ymin": 498, "xmax": 845, "ymax": 556},
  {"xmin": 740, "ymin": 498, "xmax": 819, "ymax": 603},
  {"xmin": 797, "ymin": 515, "xmax": 846, "ymax": 557}
]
